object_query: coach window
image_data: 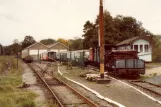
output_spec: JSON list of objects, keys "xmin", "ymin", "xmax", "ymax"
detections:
[
  {"xmin": 145, "ymin": 44, "xmax": 149, "ymax": 52},
  {"xmin": 134, "ymin": 45, "xmax": 138, "ymax": 52},
  {"xmin": 140, "ymin": 45, "xmax": 143, "ymax": 53}
]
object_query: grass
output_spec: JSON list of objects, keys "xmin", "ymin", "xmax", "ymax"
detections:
[
  {"xmin": 0, "ymin": 56, "xmax": 37, "ymax": 107},
  {"xmin": 139, "ymin": 74, "xmax": 151, "ymax": 80},
  {"xmin": 145, "ymin": 62, "xmax": 161, "ymax": 69}
]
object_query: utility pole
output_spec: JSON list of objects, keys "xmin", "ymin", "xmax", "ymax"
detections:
[
  {"xmin": 17, "ymin": 52, "xmax": 18, "ymax": 69},
  {"xmin": 38, "ymin": 49, "xmax": 40, "ymax": 63},
  {"xmin": 99, "ymin": 0, "xmax": 104, "ymax": 78}
]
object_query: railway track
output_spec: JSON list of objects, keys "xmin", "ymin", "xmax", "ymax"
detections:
[
  {"xmin": 28, "ymin": 62, "xmax": 99, "ymax": 107},
  {"xmin": 88, "ymin": 65, "xmax": 161, "ymax": 97},
  {"xmin": 128, "ymin": 80, "xmax": 161, "ymax": 97}
]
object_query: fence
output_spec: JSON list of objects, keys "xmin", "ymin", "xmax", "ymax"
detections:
[{"xmin": 59, "ymin": 50, "xmax": 89, "ymax": 68}]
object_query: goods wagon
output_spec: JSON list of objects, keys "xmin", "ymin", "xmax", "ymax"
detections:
[
  {"xmin": 23, "ymin": 55, "xmax": 33, "ymax": 63},
  {"xmin": 105, "ymin": 50, "xmax": 145, "ymax": 76},
  {"xmin": 21, "ymin": 50, "xmax": 33, "ymax": 63}
]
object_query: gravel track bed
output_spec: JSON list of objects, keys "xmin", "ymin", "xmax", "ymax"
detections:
[
  {"xmin": 51, "ymin": 86, "xmax": 88, "ymax": 107},
  {"xmin": 33, "ymin": 63, "xmax": 95, "ymax": 107},
  {"xmin": 131, "ymin": 82, "xmax": 161, "ymax": 93},
  {"xmin": 59, "ymin": 65, "xmax": 161, "ymax": 107},
  {"xmin": 127, "ymin": 81, "xmax": 161, "ymax": 101},
  {"xmin": 35, "ymin": 63, "xmax": 114, "ymax": 106},
  {"xmin": 58, "ymin": 75, "xmax": 116, "ymax": 107},
  {"xmin": 43, "ymin": 71, "xmax": 89, "ymax": 107}
]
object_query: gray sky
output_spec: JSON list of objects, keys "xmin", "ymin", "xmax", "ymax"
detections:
[{"xmin": 0, "ymin": 0, "xmax": 161, "ymax": 46}]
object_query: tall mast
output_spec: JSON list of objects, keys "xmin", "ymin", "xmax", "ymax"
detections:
[{"xmin": 99, "ymin": 0, "xmax": 105, "ymax": 78}]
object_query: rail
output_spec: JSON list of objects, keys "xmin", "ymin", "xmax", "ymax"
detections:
[
  {"xmin": 29, "ymin": 62, "xmax": 99, "ymax": 107},
  {"xmin": 28, "ymin": 64, "xmax": 64, "ymax": 107},
  {"xmin": 128, "ymin": 80, "xmax": 161, "ymax": 96}
]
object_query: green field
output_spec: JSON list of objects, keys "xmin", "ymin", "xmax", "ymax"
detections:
[{"xmin": 0, "ymin": 56, "xmax": 37, "ymax": 107}]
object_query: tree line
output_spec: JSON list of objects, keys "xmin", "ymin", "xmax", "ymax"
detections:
[
  {"xmin": 82, "ymin": 10, "xmax": 153, "ymax": 49},
  {"xmin": 0, "ymin": 35, "xmax": 83, "ymax": 55}
]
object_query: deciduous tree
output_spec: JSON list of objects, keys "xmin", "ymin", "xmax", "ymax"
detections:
[
  {"xmin": 57, "ymin": 38, "xmax": 68, "ymax": 46},
  {"xmin": 70, "ymin": 37, "xmax": 83, "ymax": 50},
  {"xmin": 82, "ymin": 10, "xmax": 153, "ymax": 48},
  {"xmin": 40, "ymin": 38, "xmax": 56, "ymax": 45},
  {"xmin": 22, "ymin": 35, "xmax": 36, "ymax": 49}
]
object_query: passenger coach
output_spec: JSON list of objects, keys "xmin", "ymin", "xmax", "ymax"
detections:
[{"xmin": 40, "ymin": 51, "xmax": 56, "ymax": 61}]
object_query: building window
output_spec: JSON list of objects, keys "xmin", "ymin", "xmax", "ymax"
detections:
[
  {"xmin": 131, "ymin": 45, "xmax": 133, "ymax": 50},
  {"xmin": 134, "ymin": 45, "xmax": 138, "ymax": 52},
  {"xmin": 145, "ymin": 44, "xmax": 149, "ymax": 52},
  {"xmin": 140, "ymin": 45, "xmax": 143, "ymax": 53}
]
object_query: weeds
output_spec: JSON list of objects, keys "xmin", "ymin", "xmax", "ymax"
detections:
[
  {"xmin": 150, "ymin": 73, "xmax": 158, "ymax": 77},
  {"xmin": 0, "ymin": 56, "xmax": 37, "ymax": 107}
]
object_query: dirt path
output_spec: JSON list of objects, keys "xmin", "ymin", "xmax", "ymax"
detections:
[
  {"xmin": 145, "ymin": 66, "xmax": 161, "ymax": 76},
  {"xmin": 21, "ymin": 62, "xmax": 47, "ymax": 107}
]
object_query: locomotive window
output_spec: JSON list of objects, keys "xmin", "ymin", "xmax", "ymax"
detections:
[
  {"xmin": 140, "ymin": 45, "xmax": 143, "ymax": 53},
  {"xmin": 134, "ymin": 45, "xmax": 138, "ymax": 52},
  {"xmin": 145, "ymin": 44, "xmax": 149, "ymax": 52}
]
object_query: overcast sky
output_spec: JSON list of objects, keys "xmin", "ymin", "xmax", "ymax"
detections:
[{"xmin": 0, "ymin": 0, "xmax": 161, "ymax": 46}]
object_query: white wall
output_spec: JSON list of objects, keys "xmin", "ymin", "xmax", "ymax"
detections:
[
  {"xmin": 59, "ymin": 49, "xmax": 67, "ymax": 52},
  {"xmin": 21, "ymin": 49, "xmax": 29, "ymax": 58},
  {"xmin": 29, "ymin": 50, "xmax": 38, "ymax": 55},
  {"xmin": 139, "ymin": 53, "xmax": 152, "ymax": 62},
  {"xmin": 39, "ymin": 50, "xmax": 47, "ymax": 54},
  {"xmin": 117, "ymin": 39, "xmax": 152, "ymax": 62},
  {"xmin": 29, "ymin": 49, "xmax": 47, "ymax": 55},
  {"xmin": 51, "ymin": 49, "xmax": 58, "ymax": 52},
  {"xmin": 29, "ymin": 49, "xmax": 47, "ymax": 60},
  {"xmin": 50, "ymin": 49, "xmax": 67, "ymax": 52},
  {"xmin": 133, "ymin": 39, "xmax": 152, "ymax": 62}
]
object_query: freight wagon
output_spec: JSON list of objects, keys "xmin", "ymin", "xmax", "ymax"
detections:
[{"xmin": 105, "ymin": 50, "xmax": 145, "ymax": 76}]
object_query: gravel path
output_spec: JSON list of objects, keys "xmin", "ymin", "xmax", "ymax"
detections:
[{"xmin": 59, "ymin": 65, "xmax": 161, "ymax": 107}]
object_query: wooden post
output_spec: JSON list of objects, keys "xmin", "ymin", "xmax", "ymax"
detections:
[
  {"xmin": 17, "ymin": 53, "xmax": 18, "ymax": 69},
  {"xmin": 38, "ymin": 49, "xmax": 40, "ymax": 63},
  {"xmin": 99, "ymin": 0, "xmax": 104, "ymax": 78}
]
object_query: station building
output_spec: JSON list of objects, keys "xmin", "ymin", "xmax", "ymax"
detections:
[
  {"xmin": 47, "ymin": 42, "xmax": 68, "ymax": 52},
  {"xmin": 117, "ymin": 36, "xmax": 152, "ymax": 62},
  {"xmin": 21, "ymin": 42, "xmax": 48, "ymax": 60},
  {"xmin": 47, "ymin": 42, "xmax": 68, "ymax": 59},
  {"xmin": 21, "ymin": 42, "xmax": 68, "ymax": 61}
]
